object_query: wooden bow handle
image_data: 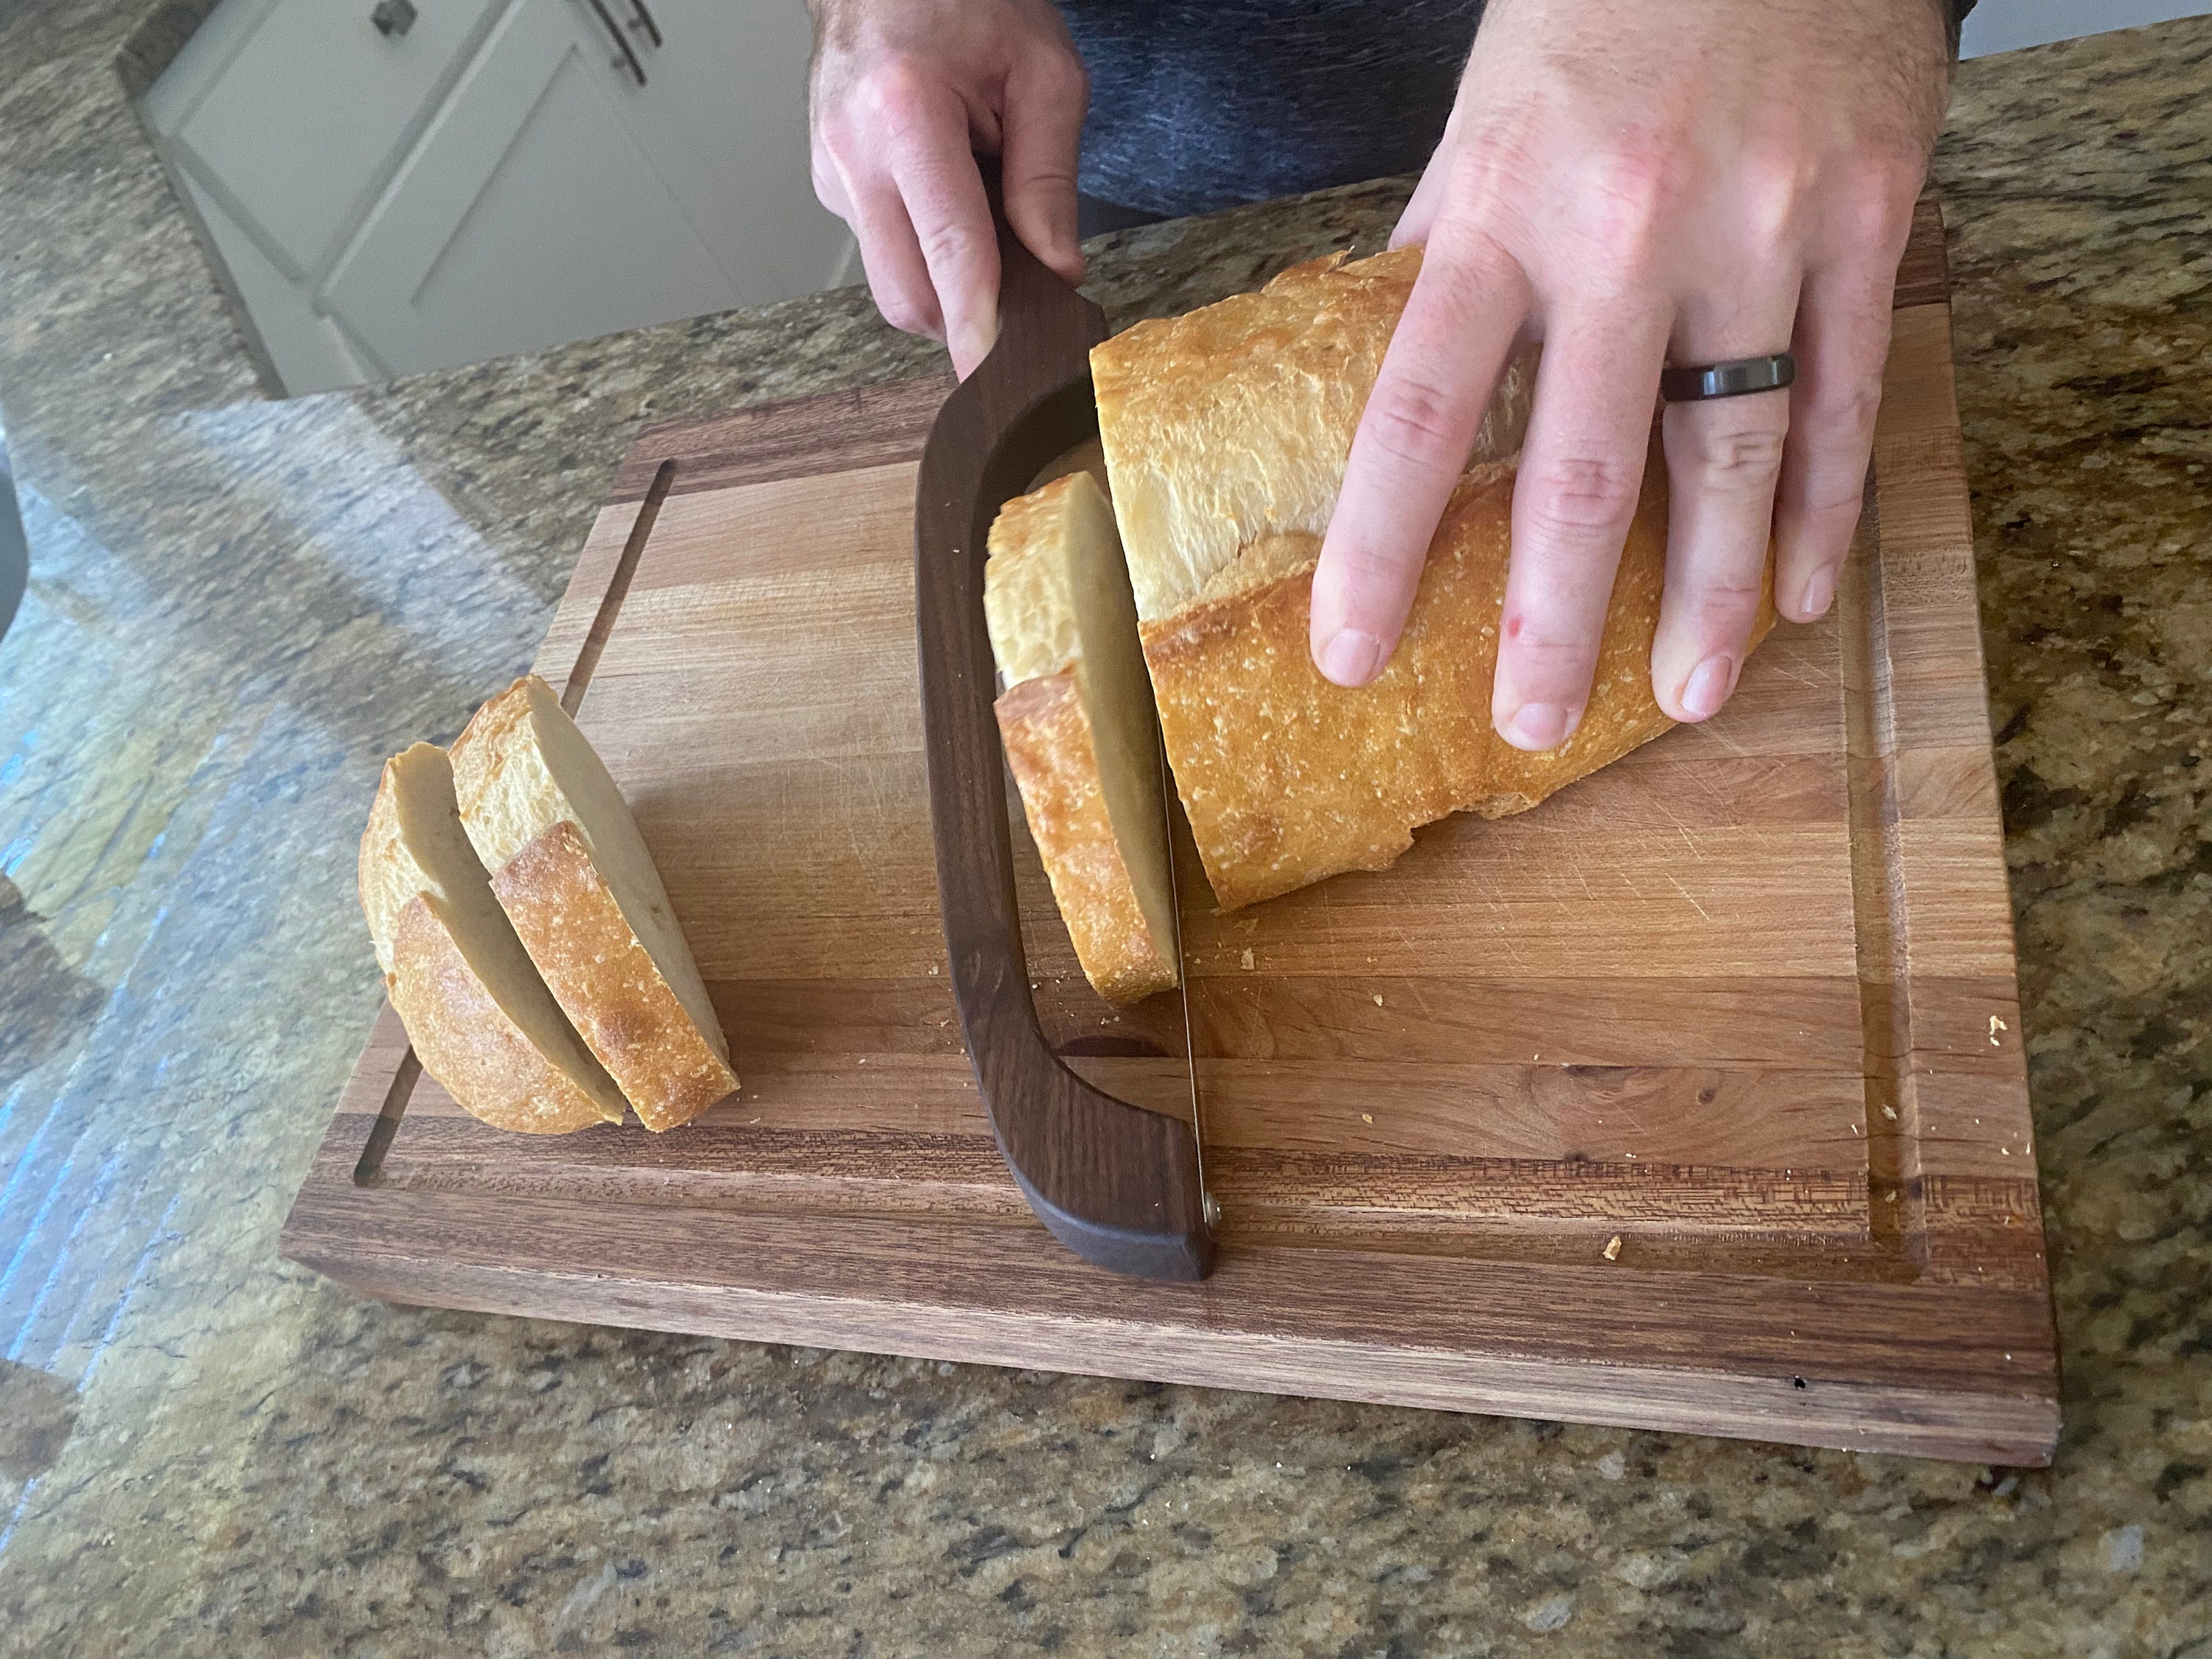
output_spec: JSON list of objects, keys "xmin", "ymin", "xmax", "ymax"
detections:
[{"xmin": 911, "ymin": 159, "xmax": 1216, "ymax": 1281}]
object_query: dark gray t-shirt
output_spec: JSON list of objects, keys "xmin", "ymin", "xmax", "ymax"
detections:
[{"xmin": 1055, "ymin": 0, "xmax": 1973, "ymax": 219}]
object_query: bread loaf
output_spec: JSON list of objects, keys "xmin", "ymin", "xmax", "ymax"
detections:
[
  {"xmin": 986, "ymin": 470, "xmax": 1180, "ymax": 1004},
  {"xmin": 451, "ymin": 675, "xmax": 737, "ymax": 1130},
  {"xmin": 358, "ymin": 743, "xmax": 627, "ymax": 1134},
  {"xmin": 1091, "ymin": 246, "xmax": 1775, "ymax": 909}
]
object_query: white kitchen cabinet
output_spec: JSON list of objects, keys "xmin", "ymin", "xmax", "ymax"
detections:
[{"xmin": 144, "ymin": 0, "xmax": 852, "ymax": 392}]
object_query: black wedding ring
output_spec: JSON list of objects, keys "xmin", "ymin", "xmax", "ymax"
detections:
[{"xmin": 1660, "ymin": 352, "xmax": 1797, "ymax": 403}]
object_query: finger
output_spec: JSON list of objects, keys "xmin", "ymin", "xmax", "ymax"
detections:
[
  {"xmin": 1391, "ymin": 102, "xmax": 1464, "ymax": 251},
  {"xmin": 1000, "ymin": 49, "xmax": 1088, "ymax": 288},
  {"xmin": 1773, "ymin": 260, "xmax": 1896, "ymax": 623},
  {"xmin": 880, "ymin": 84, "xmax": 1002, "ymax": 375},
  {"xmin": 1309, "ymin": 225, "xmax": 1532, "ymax": 687},
  {"xmin": 1492, "ymin": 302, "xmax": 1671, "ymax": 750},
  {"xmin": 810, "ymin": 130, "xmax": 855, "ymax": 222},
  {"xmin": 1652, "ymin": 277, "xmax": 1802, "ymax": 723},
  {"xmin": 840, "ymin": 168, "xmax": 945, "ymax": 344}
]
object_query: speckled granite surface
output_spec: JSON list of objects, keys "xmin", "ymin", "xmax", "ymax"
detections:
[{"xmin": 0, "ymin": 7, "xmax": 2208, "ymax": 1653}]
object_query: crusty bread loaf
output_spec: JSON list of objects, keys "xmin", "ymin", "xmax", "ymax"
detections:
[
  {"xmin": 1092, "ymin": 247, "xmax": 1774, "ymax": 909},
  {"xmin": 986, "ymin": 470, "xmax": 1180, "ymax": 1004},
  {"xmin": 359, "ymin": 743, "xmax": 627, "ymax": 1134},
  {"xmin": 451, "ymin": 675, "xmax": 737, "ymax": 1130}
]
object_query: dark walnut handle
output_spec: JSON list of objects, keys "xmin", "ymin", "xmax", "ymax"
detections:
[{"xmin": 914, "ymin": 161, "xmax": 1216, "ymax": 1281}]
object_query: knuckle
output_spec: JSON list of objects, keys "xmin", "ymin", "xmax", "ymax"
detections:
[
  {"xmin": 1804, "ymin": 375, "xmax": 1885, "ymax": 443},
  {"xmin": 1835, "ymin": 162, "xmax": 1918, "ymax": 251},
  {"xmin": 1578, "ymin": 138, "xmax": 1686, "ymax": 260},
  {"xmin": 1500, "ymin": 616, "xmax": 1598, "ymax": 664},
  {"xmin": 1737, "ymin": 150, "xmax": 1812, "ymax": 256},
  {"xmin": 855, "ymin": 57, "xmax": 937, "ymax": 134},
  {"xmin": 1523, "ymin": 453, "xmax": 1643, "ymax": 538},
  {"xmin": 1363, "ymin": 377, "xmax": 1472, "ymax": 470},
  {"xmin": 875, "ymin": 291, "xmax": 931, "ymax": 335},
  {"xmin": 1682, "ymin": 571, "xmax": 1767, "ymax": 627},
  {"xmin": 1028, "ymin": 47, "xmax": 1088, "ymax": 102},
  {"xmin": 915, "ymin": 216, "xmax": 988, "ymax": 279},
  {"xmin": 1686, "ymin": 422, "xmax": 1788, "ymax": 489}
]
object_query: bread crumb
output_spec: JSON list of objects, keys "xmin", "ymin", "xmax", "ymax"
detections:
[
  {"xmin": 1240, "ymin": 947, "xmax": 1255, "ymax": 970},
  {"xmin": 1603, "ymin": 1235, "xmax": 1623, "ymax": 1262},
  {"xmin": 1989, "ymin": 1014, "xmax": 2007, "ymax": 1046},
  {"xmin": 928, "ymin": 963, "xmax": 940, "ymax": 975},
  {"xmin": 1372, "ymin": 993, "xmax": 1384, "ymax": 1006},
  {"xmin": 1361, "ymin": 1113, "xmax": 1373, "ymax": 1124},
  {"xmin": 1881, "ymin": 1104, "xmax": 1898, "ymax": 1121}
]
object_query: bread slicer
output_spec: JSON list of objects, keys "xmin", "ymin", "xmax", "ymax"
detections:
[{"xmin": 912, "ymin": 168, "xmax": 1216, "ymax": 1282}]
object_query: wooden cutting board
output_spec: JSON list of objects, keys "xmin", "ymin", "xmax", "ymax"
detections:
[{"xmin": 283, "ymin": 196, "xmax": 2059, "ymax": 1465}]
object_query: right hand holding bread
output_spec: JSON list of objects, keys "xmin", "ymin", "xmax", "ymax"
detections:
[
  {"xmin": 1307, "ymin": 0, "xmax": 1948, "ymax": 744},
  {"xmin": 989, "ymin": 246, "xmax": 1778, "ymax": 975}
]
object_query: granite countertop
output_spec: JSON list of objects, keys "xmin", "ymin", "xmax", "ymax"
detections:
[{"xmin": 0, "ymin": 7, "xmax": 2207, "ymax": 1652}]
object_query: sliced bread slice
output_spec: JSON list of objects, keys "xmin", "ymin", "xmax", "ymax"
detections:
[
  {"xmin": 451, "ymin": 675, "xmax": 737, "ymax": 1131},
  {"xmin": 358, "ymin": 742, "xmax": 627, "ymax": 1134},
  {"xmin": 985, "ymin": 469, "xmax": 1180, "ymax": 1004}
]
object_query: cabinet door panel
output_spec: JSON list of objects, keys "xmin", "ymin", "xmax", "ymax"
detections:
[
  {"xmin": 173, "ymin": 0, "xmax": 509, "ymax": 276},
  {"xmin": 595, "ymin": 0, "xmax": 852, "ymax": 300},
  {"xmin": 326, "ymin": 0, "xmax": 741, "ymax": 376}
]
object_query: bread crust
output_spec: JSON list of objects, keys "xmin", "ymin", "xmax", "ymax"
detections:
[
  {"xmin": 995, "ymin": 669, "xmax": 1179, "ymax": 1004},
  {"xmin": 490, "ymin": 818, "xmax": 737, "ymax": 1131},
  {"xmin": 983, "ymin": 476, "xmax": 1082, "ymax": 686},
  {"xmin": 1096, "ymin": 246, "xmax": 1773, "ymax": 910},
  {"xmin": 358, "ymin": 747, "xmax": 627, "ymax": 1134},
  {"xmin": 454, "ymin": 675, "xmax": 738, "ymax": 1132},
  {"xmin": 1141, "ymin": 448, "xmax": 1775, "ymax": 910},
  {"xmin": 1093, "ymin": 246, "xmax": 1537, "ymax": 625},
  {"xmin": 387, "ymin": 895, "xmax": 616, "ymax": 1135}
]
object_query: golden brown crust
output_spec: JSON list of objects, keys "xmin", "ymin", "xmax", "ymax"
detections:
[
  {"xmin": 1093, "ymin": 246, "xmax": 1537, "ymax": 625},
  {"xmin": 1141, "ymin": 445, "xmax": 1776, "ymax": 910},
  {"xmin": 995, "ymin": 670, "xmax": 1179, "ymax": 1004},
  {"xmin": 387, "ymin": 896, "xmax": 615, "ymax": 1135},
  {"xmin": 358, "ymin": 757, "xmax": 412, "ymax": 982},
  {"xmin": 360, "ymin": 745, "xmax": 627, "ymax": 1133},
  {"xmin": 983, "ymin": 473, "xmax": 1082, "ymax": 687},
  {"xmin": 490, "ymin": 818, "xmax": 738, "ymax": 1130}
]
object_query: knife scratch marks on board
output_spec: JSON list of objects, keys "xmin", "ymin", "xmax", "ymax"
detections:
[{"xmin": 1669, "ymin": 875, "xmax": 1714, "ymax": 925}]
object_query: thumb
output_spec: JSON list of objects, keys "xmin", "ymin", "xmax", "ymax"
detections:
[{"xmin": 998, "ymin": 49, "xmax": 1089, "ymax": 288}]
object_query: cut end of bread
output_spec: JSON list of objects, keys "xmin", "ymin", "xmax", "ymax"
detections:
[
  {"xmin": 986, "ymin": 471, "xmax": 1180, "ymax": 1004},
  {"xmin": 996, "ymin": 672, "xmax": 1180, "ymax": 1004},
  {"xmin": 360, "ymin": 742, "xmax": 627, "ymax": 1133},
  {"xmin": 455, "ymin": 675, "xmax": 737, "ymax": 1130}
]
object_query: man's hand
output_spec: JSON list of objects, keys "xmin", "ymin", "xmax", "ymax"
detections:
[
  {"xmin": 807, "ymin": 0, "xmax": 1088, "ymax": 377},
  {"xmin": 1307, "ymin": 0, "xmax": 1952, "ymax": 746}
]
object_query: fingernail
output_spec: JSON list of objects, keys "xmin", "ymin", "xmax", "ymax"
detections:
[
  {"xmin": 1319, "ymin": 628, "xmax": 1383, "ymax": 686},
  {"xmin": 1680, "ymin": 655, "xmax": 1737, "ymax": 721},
  {"xmin": 1798, "ymin": 565, "xmax": 1837, "ymax": 619},
  {"xmin": 1503, "ymin": 703, "xmax": 1573, "ymax": 751}
]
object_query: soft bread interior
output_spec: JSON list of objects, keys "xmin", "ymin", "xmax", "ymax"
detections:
[
  {"xmin": 507, "ymin": 678, "xmax": 730, "ymax": 1062},
  {"xmin": 1058, "ymin": 473, "xmax": 1180, "ymax": 970},
  {"xmin": 985, "ymin": 471, "xmax": 1181, "ymax": 978},
  {"xmin": 378, "ymin": 743, "xmax": 625, "ymax": 1121}
]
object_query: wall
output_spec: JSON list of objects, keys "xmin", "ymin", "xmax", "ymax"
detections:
[{"xmin": 1961, "ymin": 0, "xmax": 2212, "ymax": 55}]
